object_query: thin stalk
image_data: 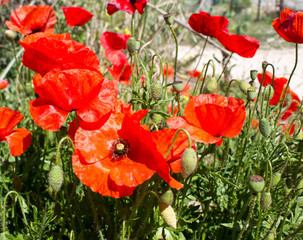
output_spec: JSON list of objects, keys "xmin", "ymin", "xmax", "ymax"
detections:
[
  {"xmin": 55, "ymin": 136, "xmax": 75, "ymax": 166},
  {"xmin": 217, "ymin": 52, "xmax": 233, "ymax": 82},
  {"xmin": 169, "ymin": 25, "xmax": 178, "ymax": 83},
  {"xmin": 225, "ymin": 79, "xmax": 239, "ymax": 96}
]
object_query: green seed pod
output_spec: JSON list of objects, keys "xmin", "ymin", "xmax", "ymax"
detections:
[
  {"xmin": 263, "ymin": 85, "xmax": 274, "ymax": 101},
  {"xmin": 262, "ymin": 61, "xmax": 268, "ymax": 70},
  {"xmin": 48, "ymin": 165, "xmax": 64, "ymax": 192},
  {"xmin": 160, "ymin": 189, "xmax": 174, "ymax": 206},
  {"xmin": 152, "ymin": 113, "xmax": 162, "ymax": 125},
  {"xmin": 205, "ymin": 77, "xmax": 217, "ymax": 94},
  {"xmin": 4, "ymin": 30, "xmax": 17, "ymax": 42},
  {"xmin": 238, "ymin": 80, "xmax": 251, "ymax": 94},
  {"xmin": 172, "ymin": 81, "xmax": 184, "ymax": 93},
  {"xmin": 271, "ymin": 172, "xmax": 282, "ymax": 187},
  {"xmin": 127, "ymin": 37, "xmax": 140, "ymax": 54},
  {"xmin": 150, "ymin": 81, "xmax": 162, "ymax": 100},
  {"xmin": 181, "ymin": 148, "xmax": 198, "ymax": 178},
  {"xmin": 249, "ymin": 175, "xmax": 265, "ymax": 193},
  {"xmin": 163, "ymin": 13, "xmax": 174, "ymax": 26},
  {"xmin": 159, "ymin": 202, "xmax": 177, "ymax": 229},
  {"xmin": 247, "ymin": 87, "xmax": 256, "ymax": 101},
  {"xmin": 250, "ymin": 70, "xmax": 258, "ymax": 80},
  {"xmin": 260, "ymin": 192, "xmax": 272, "ymax": 210},
  {"xmin": 259, "ymin": 118, "xmax": 271, "ymax": 138}
]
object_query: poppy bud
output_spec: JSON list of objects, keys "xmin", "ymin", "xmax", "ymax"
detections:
[
  {"xmin": 263, "ymin": 85, "xmax": 274, "ymax": 101},
  {"xmin": 259, "ymin": 118, "xmax": 271, "ymax": 138},
  {"xmin": 260, "ymin": 192, "xmax": 272, "ymax": 210},
  {"xmin": 205, "ymin": 77, "xmax": 217, "ymax": 94},
  {"xmin": 172, "ymin": 81, "xmax": 184, "ymax": 93},
  {"xmin": 12, "ymin": 176, "xmax": 22, "ymax": 192},
  {"xmin": 250, "ymin": 70, "xmax": 258, "ymax": 80},
  {"xmin": 127, "ymin": 37, "xmax": 140, "ymax": 54},
  {"xmin": 48, "ymin": 165, "xmax": 64, "ymax": 192},
  {"xmin": 249, "ymin": 175, "xmax": 265, "ymax": 193},
  {"xmin": 152, "ymin": 113, "xmax": 162, "ymax": 125},
  {"xmin": 150, "ymin": 81, "xmax": 162, "ymax": 100},
  {"xmin": 160, "ymin": 189, "xmax": 174, "ymax": 206},
  {"xmin": 4, "ymin": 30, "xmax": 17, "ymax": 42},
  {"xmin": 159, "ymin": 202, "xmax": 177, "ymax": 229},
  {"xmin": 271, "ymin": 172, "xmax": 282, "ymax": 187},
  {"xmin": 238, "ymin": 80, "xmax": 251, "ymax": 94},
  {"xmin": 247, "ymin": 87, "xmax": 256, "ymax": 101},
  {"xmin": 181, "ymin": 148, "xmax": 198, "ymax": 178},
  {"xmin": 163, "ymin": 13, "xmax": 174, "ymax": 26}
]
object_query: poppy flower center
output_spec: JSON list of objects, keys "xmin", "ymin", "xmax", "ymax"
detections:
[
  {"xmin": 111, "ymin": 138, "xmax": 130, "ymax": 160},
  {"xmin": 130, "ymin": 0, "xmax": 136, "ymax": 5}
]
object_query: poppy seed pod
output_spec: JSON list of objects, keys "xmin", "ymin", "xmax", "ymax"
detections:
[
  {"xmin": 48, "ymin": 164, "xmax": 64, "ymax": 192},
  {"xmin": 271, "ymin": 172, "xmax": 282, "ymax": 187},
  {"xmin": 263, "ymin": 85, "xmax": 274, "ymax": 101},
  {"xmin": 181, "ymin": 148, "xmax": 198, "ymax": 178},
  {"xmin": 160, "ymin": 189, "xmax": 174, "ymax": 206},
  {"xmin": 152, "ymin": 113, "xmax": 162, "ymax": 125},
  {"xmin": 205, "ymin": 77, "xmax": 217, "ymax": 93},
  {"xmin": 239, "ymin": 80, "xmax": 251, "ymax": 94},
  {"xmin": 150, "ymin": 81, "xmax": 162, "ymax": 100},
  {"xmin": 163, "ymin": 13, "xmax": 174, "ymax": 26},
  {"xmin": 259, "ymin": 118, "xmax": 271, "ymax": 138},
  {"xmin": 159, "ymin": 202, "xmax": 177, "ymax": 229},
  {"xmin": 249, "ymin": 175, "xmax": 265, "ymax": 193},
  {"xmin": 172, "ymin": 81, "xmax": 184, "ymax": 93},
  {"xmin": 247, "ymin": 87, "xmax": 256, "ymax": 101},
  {"xmin": 127, "ymin": 37, "xmax": 140, "ymax": 54},
  {"xmin": 262, "ymin": 61, "xmax": 268, "ymax": 70},
  {"xmin": 4, "ymin": 30, "xmax": 17, "ymax": 42},
  {"xmin": 250, "ymin": 70, "xmax": 258, "ymax": 80},
  {"xmin": 260, "ymin": 192, "xmax": 272, "ymax": 210}
]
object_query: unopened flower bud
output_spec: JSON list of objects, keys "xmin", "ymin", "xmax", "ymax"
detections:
[
  {"xmin": 271, "ymin": 172, "xmax": 282, "ymax": 187},
  {"xmin": 163, "ymin": 13, "xmax": 174, "ymax": 26},
  {"xmin": 152, "ymin": 113, "xmax": 162, "ymax": 125},
  {"xmin": 160, "ymin": 189, "xmax": 174, "ymax": 206},
  {"xmin": 205, "ymin": 77, "xmax": 217, "ymax": 93},
  {"xmin": 150, "ymin": 81, "xmax": 162, "ymax": 100},
  {"xmin": 181, "ymin": 148, "xmax": 198, "ymax": 178},
  {"xmin": 238, "ymin": 80, "xmax": 251, "ymax": 94},
  {"xmin": 48, "ymin": 165, "xmax": 64, "ymax": 192},
  {"xmin": 263, "ymin": 85, "xmax": 274, "ymax": 101},
  {"xmin": 127, "ymin": 37, "xmax": 140, "ymax": 54},
  {"xmin": 172, "ymin": 81, "xmax": 184, "ymax": 93},
  {"xmin": 250, "ymin": 70, "xmax": 258, "ymax": 80},
  {"xmin": 159, "ymin": 202, "xmax": 177, "ymax": 229},
  {"xmin": 259, "ymin": 118, "xmax": 271, "ymax": 138},
  {"xmin": 260, "ymin": 192, "xmax": 272, "ymax": 210},
  {"xmin": 5, "ymin": 30, "xmax": 17, "ymax": 42},
  {"xmin": 247, "ymin": 87, "xmax": 256, "ymax": 101},
  {"xmin": 249, "ymin": 175, "xmax": 265, "ymax": 193}
]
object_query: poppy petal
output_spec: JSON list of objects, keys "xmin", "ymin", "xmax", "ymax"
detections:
[
  {"xmin": 107, "ymin": 0, "xmax": 136, "ymax": 15},
  {"xmin": 0, "ymin": 107, "xmax": 23, "ymax": 135},
  {"xmin": 62, "ymin": 6, "xmax": 93, "ymax": 27},
  {"xmin": 4, "ymin": 128, "xmax": 31, "ymax": 156},
  {"xmin": 100, "ymin": 32, "xmax": 131, "ymax": 51}
]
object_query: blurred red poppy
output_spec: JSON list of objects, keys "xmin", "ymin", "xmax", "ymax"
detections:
[
  {"xmin": 107, "ymin": 0, "xmax": 149, "ymax": 15},
  {"xmin": 19, "ymin": 33, "xmax": 99, "ymax": 76},
  {"xmin": 29, "ymin": 69, "xmax": 117, "ymax": 131},
  {"xmin": 1, "ymin": 0, "xmax": 9, "ymax": 5},
  {"xmin": 163, "ymin": 64, "xmax": 174, "ymax": 78},
  {"xmin": 188, "ymin": 70, "xmax": 202, "ymax": 79},
  {"xmin": 100, "ymin": 32, "xmax": 131, "ymax": 51},
  {"xmin": 0, "ymin": 80, "xmax": 9, "ymax": 89},
  {"xmin": 0, "ymin": 107, "xmax": 31, "ymax": 156},
  {"xmin": 272, "ymin": 8, "xmax": 303, "ymax": 43},
  {"xmin": 216, "ymin": 30, "xmax": 260, "ymax": 58},
  {"xmin": 188, "ymin": 11, "xmax": 228, "ymax": 37},
  {"xmin": 72, "ymin": 107, "xmax": 183, "ymax": 198},
  {"xmin": 281, "ymin": 123, "xmax": 295, "ymax": 135},
  {"xmin": 62, "ymin": 7, "xmax": 93, "ymax": 27},
  {"xmin": 167, "ymin": 94, "xmax": 246, "ymax": 146},
  {"xmin": 251, "ymin": 119, "xmax": 259, "ymax": 129},
  {"xmin": 6, "ymin": 5, "xmax": 56, "ymax": 35}
]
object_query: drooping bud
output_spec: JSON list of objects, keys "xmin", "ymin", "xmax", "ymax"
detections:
[
  {"xmin": 160, "ymin": 189, "xmax": 174, "ymax": 206},
  {"xmin": 247, "ymin": 87, "xmax": 256, "ymax": 101},
  {"xmin": 4, "ymin": 30, "xmax": 17, "ymax": 42},
  {"xmin": 181, "ymin": 148, "xmax": 198, "ymax": 178},
  {"xmin": 249, "ymin": 175, "xmax": 265, "ymax": 193},
  {"xmin": 250, "ymin": 70, "xmax": 258, "ymax": 80},
  {"xmin": 263, "ymin": 85, "xmax": 274, "ymax": 101},
  {"xmin": 260, "ymin": 192, "xmax": 272, "ymax": 210},
  {"xmin": 152, "ymin": 113, "xmax": 162, "ymax": 125},
  {"xmin": 259, "ymin": 118, "xmax": 271, "ymax": 138},
  {"xmin": 150, "ymin": 81, "xmax": 162, "ymax": 100},
  {"xmin": 205, "ymin": 77, "xmax": 217, "ymax": 94},
  {"xmin": 159, "ymin": 202, "xmax": 177, "ymax": 229},
  {"xmin": 172, "ymin": 81, "xmax": 184, "ymax": 93},
  {"xmin": 271, "ymin": 172, "xmax": 282, "ymax": 187},
  {"xmin": 163, "ymin": 13, "xmax": 174, "ymax": 26},
  {"xmin": 127, "ymin": 37, "xmax": 140, "ymax": 54},
  {"xmin": 238, "ymin": 80, "xmax": 251, "ymax": 94},
  {"xmin": 48, "ymin": 165, "xmax": 64, "ymax": 192}
]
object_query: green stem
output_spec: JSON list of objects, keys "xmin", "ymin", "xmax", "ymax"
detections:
[
  {"xmin": 55, "ymin": 136, "xmax": 75, "ymax": 166},
  {"xmin": 169, "ymin": 25, "xmax": 178, "ymax": 83},
  {"xmin": 217, "ymin": 53, "xmax": 233, "ymax": 82},
  {"xmin": 131, "ymin": 13, "xmax": 135, "ymax": 37},
  {"xmin": 225, "ymin": 79, "xmax": 239, "ymax": 96}
]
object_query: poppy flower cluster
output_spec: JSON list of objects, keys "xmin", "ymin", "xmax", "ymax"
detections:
[
  {"xmin": 188, "ymin": 11, "xmax": 260, "ymax": 58},
  {"xmin": 62, "ymin": 6, "xmax": 93, "ymax": 27},
  {"xmin": 107, "ymin": 0, "xmax": 150, "ymax": 15}
]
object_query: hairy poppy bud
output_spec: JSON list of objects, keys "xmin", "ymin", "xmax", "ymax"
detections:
[
  {"xmin": 150, "ymin": 81, "xmax": 162, "ymax": 100},
  {"xmin": 160, "ymin": 189, "xmax": 174, "ymax": 206},
  {"xmin": 271, "ymin": 172, "xmax": 282, "ymax": 187},
  {"xmin": 205, "ymin": 77, "xmax": 217, "ymax": 94},
  {"xmin": 163, "ymin": 13, "xmax": 174, "ymax": 26},
  {"xmin": 5, "ymin": 30, "xmax": 17, "ymax": 42},
  {"xmin": 263, "ymin": 85, "xmax": 274, "ymax": 101},
  {"xmin": 152, "ymin": 113, "xmax": 162, "ymax": 125},
  {"xmin": 172, "ymin": 81, "xmax": 184, "ymax": 93},
  {"xmin": 259, "ymin": 118, "xmax": 271, "ymax": 138},
  {"xmin": 249, "ymin": 175, "xmax": 265, "ymax": 193},
  {"xmin": 48, "ymin": 165, "xmax": 64, "ymax": 192},
  {"xmin": 260, "ymin": 192, "xmax": 272, "ymax": 210},
  {"xmin": 250, "ymin": 70, "xmax": 258, "ymax": 80},
  {"xmin": 239, "ymin": 80, "xmax": 251, "ymax": 94},
  {"xmin": 159, "ymin": 202, "xmax": 177, "ymax": 229},
  {"xmin": 181, "ymin": 148, "xmax": 198, "ymax": 178},
  {"xmin": 247, "ymin": 87, "xmax": 256, "ymax": 101},
  {"xmin": 127, "ymin": 37, "xmax": 140, "ymax": 54}
]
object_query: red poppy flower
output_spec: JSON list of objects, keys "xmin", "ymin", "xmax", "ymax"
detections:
[
  {"xmin": 62, "ymin": 7, "xmax": 93, "ymax": 27},
  {"xmin": 281, "ymin": 123, "xmax": 295, "ymax": 135},
  {"xmin": 167, "ymin": 94, "xmax": 246, "ymax": 146},
  {"xmin": 272, "ymin": 8, "xmax": 303, "ymax": 43},
  {"xmin": 72, "ymin": 108, "xmax": 183, "ymax": 198},
  {"xmin": 100, "ymin": 32, "xmax": 131, "ymax": 51},
  {"xmin": 29, "ymin": 69, "xmax": 117, "ymax": 131},
  {"xmin": 281, "ymin": 90, "xmax": 301, "ymax": 120},
  {"xmin": 251, "ymin": 119, "xmax": 259, "ymax": 129},
  {"xmin": 107, "ymin": 0, "xmax": 149, "ymax": 15},
  {"xmin": 6, "ymin": 5, "xmax": 56, "ymax": 35},
  {"xmin": 0, "ymin": 107, "xmax": 31, "ymax": 156},
  {"xmin": 163, "ymin": 64, "xmax": 174, "ymax": 78},
  {"xmin": 1, "ymin": 0, "xmax": 9, "ymax": 5},
  {"xmin": 216, "ymin": 30, "xmax": 260, "ymax": 58},
  {"xmin": 257, "ymin": 71, "xmax": 290, "ymax": 105},
  {"xmin": 0, "ymin": 80, "xmax": 9, "ymax": 89},
  {"xmin": 188, "ymin": 70, "xmax": 203, "ymax": 79},
  {"xmin": 19, "ymin": 33, "xmax": 99, "ymax": 76},
  {"xmin": 188, "ymin": 11, "xmax": 228, "ymax": 38}
]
